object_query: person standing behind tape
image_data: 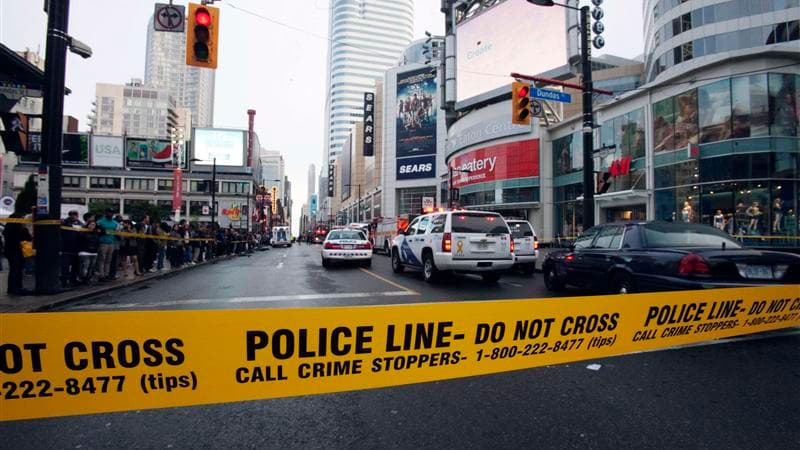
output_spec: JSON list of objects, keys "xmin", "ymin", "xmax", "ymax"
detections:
[
  {"xmin": 60, "ymin": 210, "xmax": 83, "ymax": 287},
  {"xmin": 77, "ymin": 219, "xmax": 100, "ymax": 284},
  {"xmin": 3, "ymin": 212, "xmax": 33, "ymax": 295},
  {"xmin": 95, "ymin": 209, "xmax": 119, "ymax": 281}
]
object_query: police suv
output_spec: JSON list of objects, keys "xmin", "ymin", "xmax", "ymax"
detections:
[
  {"xmin": 391, "ymin": 210, "xmax": 514, "ymax": 283},
  {"xmin": 506, "ymin": 219, "xmax": 539, "ymax": 275}
]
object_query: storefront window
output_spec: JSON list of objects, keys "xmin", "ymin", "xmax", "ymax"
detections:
[
  {"xmin": 552, "ymin": 132, "xmax": 583, "ymax": 176},
  {"xmin": 554, "ymin": 183, "xmax": 583, "ymax": 237},
  {"xmin": 627, "ymin": 108, "xmax": 646, "ymax": 159},
  {"xmin": 698, "ymin": 79, "xmax": 732, "ymax": 143},
  {"xmin": 772, "ymin": 181, "xmax": 796, "ymax": 238},
  {"xmin": 734, "ymin": 183, "xmax": 771, "ymax": 236},
  {"xmin": 699, "ymin": 155, "xmax": 733, "ymax": 183},
  {"xmin": 768, "ymin": 73, "xmax": 798, "ymax": 137},
  {"xmin": 674, "ymin": 89, "xmax": 699, "ymax": 149},
  {"xmin": 774, "ymin": 153, "xmax": 797, "ymax": 178},
  {"xmin": 731, "ymin": 74, "xmax": 769, "ymax": 138},
  {"xmin": 653, "ymin": 97, "xmax": 675, "ymax": 152}
]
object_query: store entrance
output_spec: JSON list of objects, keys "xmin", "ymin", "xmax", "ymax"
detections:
[{"xmin": 603, "ymin": 204, "xmax": 646, "ymax": 223}]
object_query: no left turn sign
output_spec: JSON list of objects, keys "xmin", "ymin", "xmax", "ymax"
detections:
[{"xmin": 154, "ymin": 3, "xmax": 185, "ymax": 32}]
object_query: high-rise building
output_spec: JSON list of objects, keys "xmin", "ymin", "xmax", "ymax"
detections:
[
  {"xmin": 91, "ymin": 79, "xmax": 177, "ymax": 139},
  {"xmin": 322, "ymin": 0, "xmax": 414, "ymax": 166},
  {"xmin": 260, "ymin": 149, "xmax": 285, "ymax": 199},
  {"xmin": 145, "ymin": 15, "xmax": 215, "ymax": 127},
  {"xmin": 307, "ymin": 163, "xmax": 316, "ymax": 207}
]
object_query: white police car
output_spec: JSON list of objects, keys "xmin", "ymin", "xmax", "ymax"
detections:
[
  {"xmin": 506, "ymin": 219, "xmax": 539, "ymax": 275},
  {"xmin": 391, "ymin": 210, "xmax": 514, "ymax": 283},
  {"xmin": 321, "ymin": 229, "xmax": 373, "ymax": 268}
]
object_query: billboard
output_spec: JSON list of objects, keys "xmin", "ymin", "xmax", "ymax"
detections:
[
  {"xmin": 193, "ymin": 128, "xmax": 246, "ymax": 167},
  {"xmin": 396, "ymin": 67, "xmax": 437, "ymax": 158},
  {"xmin": 310, "ymin": 193, "xmax": 318, "ymax": 215},
  {"xmin": 125, "ymin": 137, "xmax": 185, "ymax": 169},
  {"xmin": 90, "ymin": 135, "xmax": 124, "ymax": 168},
  {"xmin": 363, "ymin": 92, "xmax": 375, "ymax": 157},
  {"xmin": 456, "ymin": 0, "xmax": 567, "ymax": 102},
  {"xmin": 396, "ymin": 154, "xmax": 436, "ymax": 181},
  {"xmin": 450, "ymin": 139, "xmax": 539, "ymax": 188}
]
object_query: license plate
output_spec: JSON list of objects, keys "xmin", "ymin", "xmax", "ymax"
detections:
[
  {"xmin": 743, "ymin": 265, "xmax": 773, "ymax": 280},
  {"xmin": 343, "ymin": 245, "xmax": 354, "ymax": 250},
  {"xmin": 477, "ymin": 242, "xmax": 489, "ymax": 250}
]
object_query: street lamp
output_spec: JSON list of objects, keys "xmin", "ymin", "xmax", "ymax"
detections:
[
  {"xmin": 526, "ymin": 0, "xmax": 604, "ymax": 229},
  {"xmin": 448, "ymin": 166, "xmax": 471, "ymax": 208}
]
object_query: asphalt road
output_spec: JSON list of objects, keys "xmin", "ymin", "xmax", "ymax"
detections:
[{"xmin": 4, "ymin": 245, "xmax": 798, "ymax": 448}]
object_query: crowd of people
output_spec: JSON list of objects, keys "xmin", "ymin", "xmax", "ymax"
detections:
[{"xmin": 2, "ymin": 208, "xmax": 267, "ymax": 296}]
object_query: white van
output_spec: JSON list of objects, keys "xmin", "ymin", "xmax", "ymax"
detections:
[{"xmin": 271, "ymin": 226, "xmax": 291, "ymax": 247}]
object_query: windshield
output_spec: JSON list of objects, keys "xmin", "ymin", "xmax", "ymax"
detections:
[
  {"xmin": 642, "ymin": 223, "xmax": 742, "ymax": 248},
  {"xmin": 328, "ymin": 230, "xmax": 366, "ymax": 241},
  {"xmin": 508, "ymin": 221, "xmax": 533, "ymax": 239},
  {"xmin": 451, "ymin": 213, "xmax": 509, "ymax": 234}
]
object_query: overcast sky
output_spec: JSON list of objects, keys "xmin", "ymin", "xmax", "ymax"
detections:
[{"xmin": 0, "ymin": 0, "xmax": 644, "ymax": 232}]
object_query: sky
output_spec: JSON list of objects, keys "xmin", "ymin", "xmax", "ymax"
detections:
[{"xmin": 0, "ymin": 0, "xmax": 644, "ymax": 234}]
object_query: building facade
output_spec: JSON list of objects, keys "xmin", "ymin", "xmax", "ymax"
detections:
[
  {"xmin": 322, "ymin": 0, "xmax": 414, "ymax": 166},
  {"xmin": 145, "ymin": 15, "xmax": 215, "ymax": 127},
  {"xmin": 91, "ymin": 79, "xmax": 177, "ymax": 139}
]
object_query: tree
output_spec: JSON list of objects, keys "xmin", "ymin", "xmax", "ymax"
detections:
[
  {"xmin": 125, "ymin": 202, "xmax": 165, "ymax": 223},
  {"xmin": 14, "ymin": 174, "xmax": 36, "ymax": 214},
  {"xmin": 88, "ymin": 201, "xmax": 119, "ymax": 217}
]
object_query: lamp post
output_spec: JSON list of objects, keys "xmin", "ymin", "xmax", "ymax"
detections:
[
  {"xmin": 527, "ymin": 0, "xmax": 603, "ymax": 229},
  {"xmin": 448, "ymin": 166, "xmax": 472, "ymax": 208},
  {"xmin": 189, "ymin": 157, "xmax": 217, "ymax": 231}
]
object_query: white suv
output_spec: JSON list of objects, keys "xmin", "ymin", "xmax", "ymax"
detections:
[
  {"xmin": 506, "ymin": 219, "xmax": 539, "ymax": 275},
  {"xmin": 391, "ymin": 210, "xmax": 514, "ymax": 283}
]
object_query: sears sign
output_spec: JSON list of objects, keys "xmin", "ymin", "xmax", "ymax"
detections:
[{"xmin": 396, "ymin": 154, "xmax": 436, "ymax": 180}]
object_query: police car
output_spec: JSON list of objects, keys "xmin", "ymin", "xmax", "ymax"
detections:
[
  {"xmin": 506, "ymin": 219, "xmax": 539, "ymax": 275},
  {"xmin": 321, "ymin": 229, "xmax": 373, "ymax": 268},
  {"xmin": 391, "ymin": 210, "xmax": 514, "ymax": 283}
]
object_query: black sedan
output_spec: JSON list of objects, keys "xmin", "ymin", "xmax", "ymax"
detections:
[{"xmin": 543, "ymin": 221, "xmax": 800, "ymax": 294}]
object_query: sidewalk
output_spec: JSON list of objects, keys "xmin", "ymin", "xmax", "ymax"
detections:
[{"xmin": 0, "ymin": 254, "xmax": 238, "ymax": 313}]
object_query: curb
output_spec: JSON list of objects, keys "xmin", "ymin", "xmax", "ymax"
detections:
[{"xmin": 33, "ymin": 254, "xmax": 241, "ymax": 313}]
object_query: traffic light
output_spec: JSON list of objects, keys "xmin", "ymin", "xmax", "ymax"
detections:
[
  {"xmin": 186, "ymin": 3, "xmax": 219, "ymax": 69},
  {"xmin": 511, "ymin": 81, "xmax": 531, "ymax": 125}
]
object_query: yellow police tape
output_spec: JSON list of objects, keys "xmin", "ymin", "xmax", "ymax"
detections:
[{"xmin": 0, "ymin": 285, "xmax": 798, "ymax": 421}]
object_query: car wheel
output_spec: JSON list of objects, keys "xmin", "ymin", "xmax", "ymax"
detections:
[
  {"xmin": 383, "ymin": 240, "xmax": 390, "ymax": 255},
  {"xmin": 391, "ymin": 248, "xmax": 404, "ymax": 273},
  {"xmin": 611, "ymin": 272, "xmax": 636, "ymax": 294},
  {"xmin": 322, "ymin": 257, "xmax": 330, "ymax": 268},
  {"xmin": 522, "ymin": 263, "xmax": 536, "ymax": 276},
  {"xmin": 422, "ymin": 252, "xmax": 439, "ymax": 283},
  {"xmin": 543, "ymin": 264, "xmax": 565, "ymax": 292},
  {"xmin": 481, "ymin": 272, "xmax": 501, "ymax": 283}
]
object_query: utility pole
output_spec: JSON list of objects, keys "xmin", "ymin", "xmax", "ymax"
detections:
[
  {"xmin": 211, "ymin": 158, "xmax": 217, "ymax": 231},
  {"xmin": 35, "ymin": 0, "xmax": 70, "ymax": 294},
  {"xmin": 579, "ymin": 5, "xmax": 595, "ymax": 229}
]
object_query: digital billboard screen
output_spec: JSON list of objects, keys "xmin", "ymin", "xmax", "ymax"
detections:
[
  {"xmin": 456, "ymin": 0, "xmax": 568, "ymax": 102},
  {"xmin": 193, "ymin": 128, "xmax": 246, "ymax": 167}
]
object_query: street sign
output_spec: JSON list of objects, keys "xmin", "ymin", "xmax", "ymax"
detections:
[
  {"xmin": 531, "ymin": 100, "xmax": 544, "ymax": 118},
  {"xmin": 530, "ymin": 88, "xmax": 572, "ymax": 104},
  {"xmin": 422, "ymin": 196, "xmax": 434, "ymax": 211},
  {"xmin": 154, "ymin": 3, "xmax": 185, "ymax": 32},
  {"xmin": 202, "ymin": 205, "xmax": 210, "ymax": 215}
]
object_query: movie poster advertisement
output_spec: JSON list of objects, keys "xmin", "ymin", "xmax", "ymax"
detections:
[
  {"xmin": 396, "ymin": 67, "xmax": 437, "ymax": 158},
  {"xmin": 125, "ymin": 137, "xmax": 186, "ymax": 169}
]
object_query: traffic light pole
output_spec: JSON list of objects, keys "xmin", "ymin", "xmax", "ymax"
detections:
[
  {"xmin": 211, "ymin": 157, "xmax": 217, "ymax": 231},
  {"xmin": 35, "ymin": 0, "xmax": 70, "ymax": 294},
  {"xmin": 579, "ymin": 5, "xmax": 596, "ymax": 230}
]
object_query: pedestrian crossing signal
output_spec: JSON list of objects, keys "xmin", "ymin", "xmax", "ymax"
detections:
[
  {"xmin": 186, "ymin": 3, "xmax": 219, "ymax": 69},
  {"xmin": 511, "ymin": 81, "xmax": 531, "ymax": 126}
]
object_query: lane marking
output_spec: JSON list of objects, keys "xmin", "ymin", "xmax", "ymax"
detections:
[
  {"xmin": 70, "ymin": 291, "xmax": 419, "ymax": 310},
  {"xmin": 359, "ymin": 267, "xmax": 420, "ymax": 295}
]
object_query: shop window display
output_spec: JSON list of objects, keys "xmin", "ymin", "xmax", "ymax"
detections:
[
  {"xmin": 731, "ymin": 74, "xmax": 770, "ymax": 138},
  {"xmin": 698, "ymin": 79, "xmax": 732, "ymax": 143}
]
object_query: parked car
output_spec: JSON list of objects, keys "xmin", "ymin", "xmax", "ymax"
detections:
[
  {"xmin": 391, "ymin": 210, "xmax": 514, "ymax": 283},
  {"xmin": 542, "ymin": 221, "xmax": 800, "ymax": 294},
  {"xmin": 321, "ymin": 229, "xmax": 373, "ymax": 268},
  {"xmin": 506, "ymin": 219, "xmax": 539, "ymax": 275}
]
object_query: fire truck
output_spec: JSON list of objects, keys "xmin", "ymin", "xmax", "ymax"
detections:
[{"xmin": 374, "ymin": 214, "xmax": 415, "ymax": 254}]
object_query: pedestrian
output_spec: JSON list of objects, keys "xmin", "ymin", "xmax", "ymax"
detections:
[
  {"xmin": 108, "ymin": 214, "xmax": 124, "ymax": 280},
  {"xmin": 156, "ymin": 221, "xmax": 168, "ymax": 271},
  {"xmin": 77, "ymin": 220, "xmax": 101, "ymax": 284},
  {"xmin": 191, "ymin": 224, "xmax": 201, "ymax": 263},
  {"xmin": 120, "ymin": 221, "xmax": 141, "ymax": 278},
  {"xmin": 95, "ymin": 209, "xmax": 119, "ymax": 281},
  {"xmin": 3, "ymin": 212, "xmax": 33, "ymax": 295},
  {"xmin": 60, "ymin": 210, "xmax": 83, "ymax": 287},
  {"xmin": 168, "ymin": 224, "xmax": 182, "ymax": 268}
]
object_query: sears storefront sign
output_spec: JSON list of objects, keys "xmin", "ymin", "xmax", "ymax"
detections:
[{"xmin": 397, "ymin": 154, "xmax": 436, "ymax": 180}]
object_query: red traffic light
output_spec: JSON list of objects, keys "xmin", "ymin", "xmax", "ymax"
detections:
[
  {"xmin": 517, "ymin": 85, "xmax": 529, "ymax": 97},
  {"xmin": 195, "ymin": 8, "xmax": 211, "ymax": 26}
]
